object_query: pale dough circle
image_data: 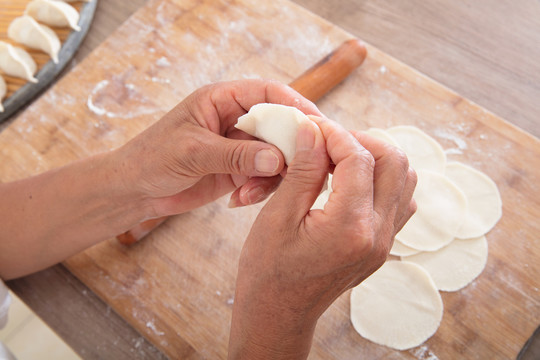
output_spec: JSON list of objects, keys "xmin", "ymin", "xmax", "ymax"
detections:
[
  {"xmin": 445, "ymin": 162, "xmax": 502, "ymax": 239},
  {"xmin": 396, "ymin": 170, "xmax": 468, "ymax": 251},
  {"xmin": 402, "ymin": 236, "xmax": 488, "ymax": 291},
  {"xmin": 364, "ymin": 127, "xmax": 400, "ymax": 147},
  {"xmin": 390, "ymin": 239, "xmax": 420, "ymax": 256},
  {"xmin": 350, "ymin": 261, "xmax": 443, "ymax": 350},
  {"xmin": 235, "ymin": 103, "xmax": 310, "ymax": 165},
  {"xmin": 387, "ymin": 125, "xmax": 446, "ymax": 173}
]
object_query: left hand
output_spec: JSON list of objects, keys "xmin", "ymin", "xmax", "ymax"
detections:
[{"xmin": 115, "ymin": 80, "xmax": 322, "ymax": 218}]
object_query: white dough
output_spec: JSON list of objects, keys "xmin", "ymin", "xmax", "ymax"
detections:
[
  {"xmin": 8, "ymin": 16, "xmax": 61, "ymax": 64},
  {"xmin": 0, "ymin": 41, "xmax": 38, "ymax": 83},
  {"xmin": 350, "ymin": 261, "xmax": 443, "ymax": 350},
  {"xmin": 387, "ymin": 125, "xmax": 446, "ymax": 173},
  {"xmin": 396, "ymin": 170, "xmax": 468, "ymax": 251},
  {"xmin": 364, "ymin": 127, "xmax": 400, "ymax": 147},
  {"xmin": 0, "ymin": 76, "xmax": 6, "ymax": 112},
  {"xmin": 402, "ymin": 236, "xmax": 488, "ymax": 291},
  {"xmin": 26, "ymin": 0, "xmax": 81, "ymax": 31},
  {"xmin": 235, "ymin": 103, "xmax": 310, "ymax": 165},
  {"xmin": 445, "ymin": 162, "xmax": 502, "ymax": 239},
  {"xmin": 58, "ymin": 0, "xmax": 91, "ymax": 2},
  {"xmin": 389, "ymin": 239, "xmax": 420, "ymax": 256}
]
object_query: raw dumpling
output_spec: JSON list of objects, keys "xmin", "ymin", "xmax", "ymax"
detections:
[
  {"xmin": 0, "ymin": 76, "xmax": 6, "ymax": 112},
  {"xmin": 8, "ymin": 16, "xmax": 61, "ymax": 64},
  {"xmin": 235, "ymin": 103, "xmax": 311, "ymax": 165},
  {"xmin": 58, "ymin": 0, "xmax": 91, "ymax": 2},
  {"xmin": 26, "ymin": 0, "xmax": 81, "ymax": 31},
  {"xmin": 0, "ymin": 41, "xmax": 38, "ymax": 83}
]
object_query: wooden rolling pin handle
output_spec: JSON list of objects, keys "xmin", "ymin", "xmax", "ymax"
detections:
[
  {"xmin": 117, "ymin": 38, "xmax": 367, "ymax": 245},
  {"xmin": 289, "ymin": 38, "xmax": 367, "ymax": 102}
]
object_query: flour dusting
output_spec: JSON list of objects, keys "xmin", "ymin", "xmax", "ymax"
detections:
[
  {"xmin": 434, "ymin": 129, "xmax": 468, "ymax": 155},
  {"xmin": 87, "ymin": 79, "xmax": 160, "ymax": 119},
  {"xmin": 156, "ymin": 56, "xmax": 171, "ymax": 67},
  {"xmin": 410, "ymin": 345, "xmax": 440, "ymax": 360},
  {"xmin": 146, "ymin": 319, "xmax": 165, "ymax": 336}
]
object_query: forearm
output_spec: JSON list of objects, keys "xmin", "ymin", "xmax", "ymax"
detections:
[{"xmin": 0, "ymin": 150, "xmax": 152, "ymax": 279}]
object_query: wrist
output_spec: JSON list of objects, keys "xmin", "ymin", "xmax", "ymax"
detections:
[
  {"xmin": 228, "ymin": 276, "xmax": 319, "ymax": 360},
  {"xmin": 99, "ymin": 148, "xmax": 157, "ymax": 223}
]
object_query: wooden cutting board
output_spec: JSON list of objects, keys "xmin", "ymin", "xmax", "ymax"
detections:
[{"xmin": 0, "ymin": 0, "xmax": 538, "ymax": 358}]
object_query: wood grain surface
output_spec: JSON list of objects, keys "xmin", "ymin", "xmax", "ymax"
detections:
[{"xmin": 2, "ymin": 0, "xmax": 539, "ymax": 359}]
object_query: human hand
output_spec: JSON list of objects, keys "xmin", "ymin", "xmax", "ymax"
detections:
[
  {"xmin": 228, "ymin": 117, "xmax": 417, "ymax": 359},
  {"xmin": 114, "ymin": 80, "xmax": 321, "ymax": 218}
]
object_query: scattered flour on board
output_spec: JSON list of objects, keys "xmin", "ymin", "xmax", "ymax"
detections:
[
  {"xmin": 146, "ymin": 319, "xmax": 165, "ymax": 336},
  {"xmin": 156, "ymin": 56, "xmax": 171, "ymax": 67},
  {"xmin": 434, "ymin": 129, "xmax": 468, "ymax": 155},
  {"xmin": 410, "ymin": 345, "xmax": 440, "ymax": 360},
  {"xmin": 87, "ymin": 79, "xmax": 160, "ymax": 119}
]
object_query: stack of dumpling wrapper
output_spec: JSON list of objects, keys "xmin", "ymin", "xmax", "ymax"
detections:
[{"xmin": 349, "ymin": 125, "xmax": 502, "ymax": 350}]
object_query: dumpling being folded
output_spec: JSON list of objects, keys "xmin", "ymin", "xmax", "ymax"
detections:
[
  {"xmin": 0, "ymin": 41, "xmax": 38, "ymax": 83},
  {"xmin": 235, "ymin": 103, "xmax": 311, "ymax": 165},
  {"xmin": 8, "ymin": 16, "xmax": 61, "ymax": 64},
  {"xmin": 26, "ymin": 0, "xmax": 81, "ymax": 31}
]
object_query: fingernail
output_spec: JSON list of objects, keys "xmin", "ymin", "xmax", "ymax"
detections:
[
  {"xmin": 228, "ymin": 196, "xmax": 242, "ymax": 208},
  {"xmin": 246, "ymin": 187, "xmax": 266, "ymax": 205},
  {"xmin": 255, "ymin": 149, "xmax": 280, "ymax": 174},
  {"xmin": 296, "ymin": 121, "xmax": 316, "ymax": 152}
]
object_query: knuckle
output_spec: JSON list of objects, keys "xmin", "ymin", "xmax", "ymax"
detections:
[
  {"xmin": 345, "ymin": 220, "xmax": 375, "ymax": 260},
  {"xmin": 408, "ymin": 166, "xmax": 418, "ymax": 187},
  {"xmin": 351, "ymin": 148, "xmax": 375, "ymax": 172},
  {"xmin": 389, "ymin": 147, "xmax": 410, "ymax": 174},
  {"xmin": 226, "ymin": 142, "xmax": 249, "ymax": 174},
  {"xmin": 408, "ymin": 199, "xmax": 418, "ymax": 217}
]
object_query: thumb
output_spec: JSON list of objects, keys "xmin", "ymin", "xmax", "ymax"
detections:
[
  {"xmin": 193, "ymin": 130, "xmax": 285, "ymax": 177},
  {"xmin": 266, "ymin": 120, "xmax": 329, "ymax": 220}
]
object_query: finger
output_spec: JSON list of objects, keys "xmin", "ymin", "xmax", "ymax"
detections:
[
  {"xmin": 228, "ymin": 176, "xmax": 283, "ymax": 208},
  {"xmin": 187, "ymin": 126, "xmax": 286, "ymax": 177},
  {"xmin": 264, "ymin": 120, "xmax": 329, "ymax": 223},
  {"xmin": 350, "ymin": 131, "xmax": 411, "ymax": 227},
  {"xmin": 185, "ymin": 80, "xmax": 323, "ymax": 135},
  {"xmin": 310, "ymin": 117, "xmax": 375, "ymax": 223},
  {"xmin": 393, "ymin": 167, "xmax": 418, "ymax": 233}
]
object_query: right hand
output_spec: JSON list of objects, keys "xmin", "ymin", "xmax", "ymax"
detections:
[{"xmin": 228, "ymin": 116, "xmax": 417, "ymax": 359}]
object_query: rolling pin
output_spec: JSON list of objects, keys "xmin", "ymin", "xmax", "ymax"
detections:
[{"xmin": 117, "ymin": 38, "xmax": 367, "ymax": 245}]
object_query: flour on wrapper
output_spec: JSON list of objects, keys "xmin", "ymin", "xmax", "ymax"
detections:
[
  {"xmin": 0, "ymin": 41, "xmax": 38, "ymax": 83},
  {"xmin": 8, "ymin": 16, "xmax": 61, "ymax": 64},
  {"xmin": 26, "ymin": 0, "xmax": 81, "ymax": 31}
]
